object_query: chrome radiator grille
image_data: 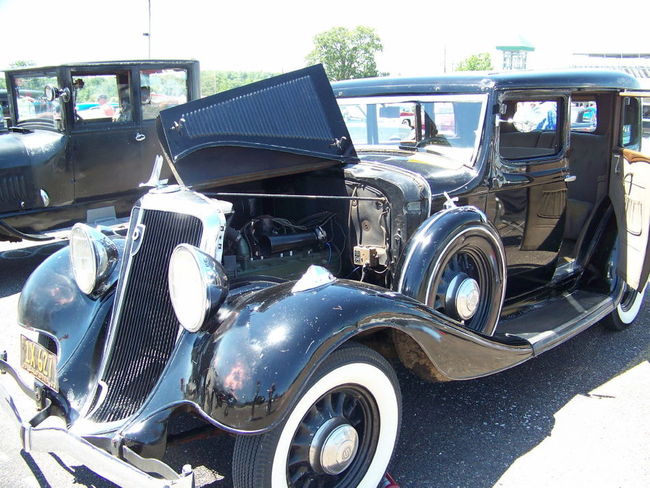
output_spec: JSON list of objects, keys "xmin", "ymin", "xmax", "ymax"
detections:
[{"xmin": 90, "ymin": 208, "xmax": 203, "ymax": 423}]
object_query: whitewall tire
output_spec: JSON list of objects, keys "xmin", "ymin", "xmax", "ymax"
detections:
[
  {"xmin": 605, "ymin": 283, "xmax": 647, "ymax": 330},
  {"xmin": 233, "ymin": 343, "xmax": 401, "ymax": 488}
]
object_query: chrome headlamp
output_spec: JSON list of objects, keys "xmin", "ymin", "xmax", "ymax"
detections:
[
  {"xmin": 168, "ymin": 244, "xmax": 229, "ymax": 332},
  {"xmin": 69, "ymin": 223, "xmax": 118, "ymax": 295}
]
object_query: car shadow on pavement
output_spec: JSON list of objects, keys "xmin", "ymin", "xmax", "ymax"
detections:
[
  {"xmin": 389, "ymin": 319, "xmax": 649, "ymax": 488},
  {"xmin": 19, "ymin": 451, "xmax": 52, "ymax": 488},
  {"xmin": 150, "ymin": 314, "xmax": 647, "ymax": 488},
  {"xmin": 48, "ymin": 453, "xmax": 120, "ymax": 488},
  {"xmin": 7, "ymin": 240, "xmax": 647, "ymax": 488},
  {"xmin": 13, "ymin": 316, "xmax": 648, "ymax": 488}
]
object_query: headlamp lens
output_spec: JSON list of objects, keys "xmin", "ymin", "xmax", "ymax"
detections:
[
  {"xmin": 69, "ymin": 224, "xmax": 118, "ymax": 295},
  {"xmin": 169, "ymin": 245, "xmax": 206, "ymax": 331},
  {"xmin": 168, "ymin": 244, "xmax": 228, "ymax": 332},
  {"xmin": 70, "ymin": 225, "xmax": 98, "ymax": 294}
]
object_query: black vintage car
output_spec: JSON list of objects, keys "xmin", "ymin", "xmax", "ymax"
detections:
[
  {"xmin": 0, "ymin": 60, "xmax": 200, "ymax": 241},
  {"xmin": 0, "ymin": 66, "xmax": 648, "ymax": 488}
]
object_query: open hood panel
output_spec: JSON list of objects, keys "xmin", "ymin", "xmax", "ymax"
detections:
[{"xmin": 157, "ymin": 65, "xmax": 357, "ymax": 188}]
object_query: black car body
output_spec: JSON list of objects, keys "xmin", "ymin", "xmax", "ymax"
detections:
[
  {"xmin": 0, "ymin": 60, "xmax": 200, "ymax": 241},
  {"xmin": 0, "ymin": 88, "xmax": 9, "ymax": 121},
  {"xmin": 1, "ymin": 66, "xmax": 648, "ymax": 488}
]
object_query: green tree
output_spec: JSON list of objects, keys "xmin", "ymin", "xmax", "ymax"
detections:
[
  {"xmin": 200, "ymin": 70, "xmax": 279, "ymax": 97},
  {"xmin": 9, "ymin": 60, "xmax": 36, "ymax": 68},
  {"xmin": 1, "ymin": 60, "xmax": 37, "ymax": 90},
  {"xmin": 456, "ymin": 53, "xmax": 493, "ymax": 71},
  {"xmin": 306, "ymin": 26, "xmax": 384, "ymax": 81}
]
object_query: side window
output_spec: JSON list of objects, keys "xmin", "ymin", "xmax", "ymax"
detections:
[
  {"xmin": 140, "ymin": 68, "xmax": 188, "ymax": 120},
  {"xmin": 498, "ymin": 98, "xmax": 563, "ymax": 160},
  {"xmin": 570, "ymin": 99, "xmax": 597, "ymax": 133},
  {"xmin": 71, "ymin": 71, "xmax": 131, "ymax": 124},
  {"xmin": 620, "ymin": 97, "xmax": 641, "ymax": 150}
]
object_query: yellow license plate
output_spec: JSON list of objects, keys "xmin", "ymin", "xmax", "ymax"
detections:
[{"xmin": 20, "ymin": 335, "xmax": 58, "ymax": 391}]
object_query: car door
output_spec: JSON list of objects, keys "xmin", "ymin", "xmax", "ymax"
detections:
[
  {"xmin": 609, "ymin": 94, "xmax": 650, "ymax": 291},
  {"xmin": 69, "ymin": 67, "xmax": 150, "ymax": 201},
  {"xmin": 136, "ymin": 64, "xmax": 199, "ymax": 185},
  {"xmin": 488, "ymin": 92, "xmax": 570, "ymax": 298}
]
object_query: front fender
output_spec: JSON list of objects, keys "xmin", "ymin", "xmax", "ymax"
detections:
[
  {"xmin": 17, "ymin": 241, "xmax": 122, "ymax": 413},
  {"xmin": 173, "ymin": 279, "xmax": 531, "ymax": 434},
  {"xmin": 396, "ymin": 205, "xmax": 499, "ymax": 301}
]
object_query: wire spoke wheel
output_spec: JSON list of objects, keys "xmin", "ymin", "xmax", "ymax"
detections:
[
  {"xmin": 232, "ymin": 344, "xmax": 401, "ymax": 488},
  {"xmin": 286, "ymin": 387, "xmax": 379, "ymax": 487}
]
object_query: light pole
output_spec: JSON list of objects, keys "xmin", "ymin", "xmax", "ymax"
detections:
[{"xmin": 143, "ymin": 0, "xmax": 151, "ymax": 58}]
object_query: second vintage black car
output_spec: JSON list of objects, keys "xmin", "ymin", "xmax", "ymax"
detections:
[
  {"xmin": 0, "ymin": 65, "xmax": 648, "ymax": 487},
  {"xmin": 0, "ymin": 60, "xmax": 200, "ymax": 241}
]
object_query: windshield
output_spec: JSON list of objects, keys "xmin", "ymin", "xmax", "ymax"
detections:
[
  {"xmin": 337, "ymin": 94, "xmax": 487, "ymax": 165},
  {"xmin": 12, "ymin": 73, "xmax": 60, "ymax": 127}
]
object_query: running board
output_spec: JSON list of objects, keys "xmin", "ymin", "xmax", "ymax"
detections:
[{"xmin": 496, "ymin": 290, "xmax": 614, "ymax": 356}]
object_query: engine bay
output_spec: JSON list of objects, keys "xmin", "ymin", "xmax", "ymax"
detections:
[{"xmin": 209, "ymin": 168, "xmax": 394, "ymax": 288}]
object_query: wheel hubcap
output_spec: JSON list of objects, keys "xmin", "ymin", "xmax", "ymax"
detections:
[
  {"xmin": 310, "ymin": 419, "xmax": 359, "ymax": 475},
  {"xmin": 445, "ymin": 274, "xmax": 481, "ymax": 320},
  {"xmin": 288, "ymin": 387, "xmax": 378, "ymax": 486}
]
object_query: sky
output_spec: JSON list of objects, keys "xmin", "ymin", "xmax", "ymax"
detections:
[{"xmin": 1, "ymin": 0, "xmax": 648, "ymax": 75}]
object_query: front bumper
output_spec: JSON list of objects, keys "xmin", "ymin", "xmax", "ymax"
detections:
[{"xmin": 0, "ymin": 358, "xmax": 195, "ymax": 488}]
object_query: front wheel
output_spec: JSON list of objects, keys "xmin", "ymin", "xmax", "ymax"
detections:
[{"xmin": 232, "ymin": 344, "xmax": 401, "ymax": 488}]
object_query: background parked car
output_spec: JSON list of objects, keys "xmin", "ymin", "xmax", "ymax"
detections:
[{"xmin": 0, "ymin": 60, "xmax": 200, "ymax": 241}]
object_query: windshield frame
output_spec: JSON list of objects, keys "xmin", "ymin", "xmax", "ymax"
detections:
[
  {"xmin": 8, "ymin": 69, "xmax": 63, "ymax": 131},
  {"xmin": 337, "ymin": 93, "xmax": 489, "ymax": 167}
]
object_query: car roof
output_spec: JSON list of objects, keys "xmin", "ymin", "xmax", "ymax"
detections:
[
  {"xmin": 332, "ymin": 69, "xmax": 641, "ymax": 97},
  {"xmin": 4, "ymin": 59, "xmax": 198, "ymax": 74}
]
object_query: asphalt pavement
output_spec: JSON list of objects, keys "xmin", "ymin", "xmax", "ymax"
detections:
[{"xmin": 0, "ymin": 236, "xmax": 648, "ymax": 488}]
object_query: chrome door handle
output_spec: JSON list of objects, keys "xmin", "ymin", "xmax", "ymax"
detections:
[
  {"xmin": 564, "ymin": 174, "xmax": 577, "ymax": 183},
  {"xmin": 135, "ymin": 133, "xmax": 146, "ymax": 142}
]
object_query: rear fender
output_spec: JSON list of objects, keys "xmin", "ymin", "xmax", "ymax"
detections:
[{"xmin": 180, "ymin": 279, "xmax": 531, "ymax": 434}]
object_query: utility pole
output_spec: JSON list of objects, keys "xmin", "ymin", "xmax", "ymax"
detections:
[
  {"xmin": 443, "ymin": 45, "xmax": 447, "ymax": 73},
  {"xmin": 143, "ymin": 0, "xmax": 151, "ymax": 58}
]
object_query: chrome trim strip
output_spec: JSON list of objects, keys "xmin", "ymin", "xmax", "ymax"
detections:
[
  {"xmin": 78, "ymin": 187, "xmax": 231, "ymax": 431},
  {"xmin": 215, "ymin": 192, "xmax": 386, "ymax": 202},
  {"xmin": 140, "ymin": 187, "xmax": 231, "ymax": 261},
  {"xmin": 80, "ymin": 207, "xmax": 144, "ymax": 421},
  {"xmin": 0, "ymin": 376, "xmax": 193, "ymax": 488},
  {"xmin": 529, "ymin": 296, "xmax": 614, "ymax": 355}
]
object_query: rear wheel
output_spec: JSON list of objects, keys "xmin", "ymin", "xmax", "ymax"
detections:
[
  {"xmin": 603, "ymin": 283, "xmax": 647, "ymax": 330},
  {"xmin": 232, "ymin": 344, "xmax": 401, "ymax": 488},
  {"xmin": 603, "ymin": 236, "xmax": 647, "ymax": 331}
]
